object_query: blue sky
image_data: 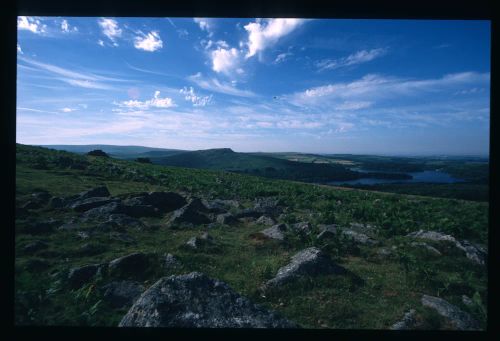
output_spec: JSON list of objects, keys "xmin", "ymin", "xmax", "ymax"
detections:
[{"xmin": 16, "ymin": 17, "xmax": 490, "ymax": 155}]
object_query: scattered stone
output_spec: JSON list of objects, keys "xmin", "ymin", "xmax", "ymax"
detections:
[
  {"xmin": 457, "ymin": 240, "xmax": 487, "ymax": 266},
  {"xmin": 406, "ymin": 230, "xmax": 457, "ymax": 243},
  {"xmin": 253, "ymin": 197, "xmax": 282, "ymax": 215},
  {"xmin": 168, "ymin": 198, "xmax": 212, "ymax": 227},
  {"xmin": 203, "ymin": 199, "xmax": 240, "ymax": 213},
  {"xmin": 290, "ymin": 222, "xmax": 313, "ymax": 234},
  {"xmin": 421, "ymin": 294, "xmax": 481, "ymax": 330},
  {"xmin": 349, "ymin": 222, "xmax": 377, "ymax": 234},
  {"xmin": 410, "ymin": 242, "xmax": 442, "ymax": 256},
  {"xmin": 101, "ymin": 281, "xmax": 145, "ymax": 308},
  {"xmin": 316, "ymin": 225, "xmax": 378, "ymax": 245},
  {"xmin": 70, "ymin": 197, "xmax": 117, "ymax": 212},
  {"xmin": 67, "ymin": 264, "xmax": 104, "ymax": 289},
  {"xmin": 316, "ymin": 225, "xmax": 340, "ymax": 240},
  {"xmin": 108, "ymin": 252, "xmax": 150, "ymax": 280},
  {"xmin": 118, "ymin": 272, "xmax": 298, "ymax": 328},
  {"xmin": 23, "ymin": 240, "xmax": 49, "ymax": 254},
  {"xmin": 260, "ymin": 223, "xmax": 288, "ymax": 241},
  {"xmin": 462, "ymin": 295, "xmax": 474, "ymax": 307},
  {"xmin": 163, "ymin": 253, "xmax": 182, "ymax": 270},
  {"xmin": 82, "ymin": 201, "xmax": 125, "ymax": 221},
  {"xmin": 185, "ymin": 232, "xmax": 214, "ymax": 249},
  {"xmin": 264, "ymin": 247, "xmax": 348, "ymax": 289},
  {"xmin": 216, "ymin": 213, "xmax": 239, "ymax": 225},
  {"xmin": 390, "ymin": 309, "xmax": 418, "ymax": 330},
  {"xmin": 234, "ymin": 208, "xmax": 266, "ymax": 219},
  {"xmin": 76, "ymin": 231, "xmax": 90, "ymax": 239},
  {"xmin": 107, "ymin": 214, "xmax": 145, "ymax": 229},
  {"xmin": 256, "ymin": 215, "xmax": 276, "ymax": 226}
]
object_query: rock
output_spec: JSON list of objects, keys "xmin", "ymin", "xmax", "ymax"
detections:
[
  {"xmin": 49, "ymin": 197, "xmax": 65, "ymax": 209},
  {"xmin": 163, "ymin": 253, "xmax": 182, "ymax": 270},
  {"xmin": 82, "ymin": 201, "xmax": 125, "ymax": 221},
  {"xmin": 107, "ymin": 214, "xmax": 145, "ymax": 229},
  {"xmin": 139, "ymin": 192, "xmax": 187, "ymax": 213},
  {"xmin": 168, "ymin": 198, "xmax": 212, "ymax": 227},
  {"xmin": 109, "ymin": 232, "xmax": 136, "ymax": 244},
  {"xmin": 67, "ymin": 264, "xmax": 104, "ymax": 289},
  {"xmin": 101, "ymin": 281, "xmax": 145, "ymax": 308},
  {"xmin": 23, "ymin": 240, "xmax": 49, "ymax": 254},
  {"xmin": 234, "ymin": 208, "xmax": 266, "ymax": 219},
  {"xmin": 462, "ymin": 295, "xmax": 473, "ymax": 307},
  {"xmin": 122, "ymin": 204, "xmax": 160, "ymax": 218},
  {"xmin": 377, "ymin": 248, "xmax": 392, "ymax": 257},
  {"xmin": 25, "ymin": 218, "xmax": 61, "ymax": 234},
  {"xmin": 256, "ymin": 215, "xmax": 276, "ymax": 226},
  {"xmin": 253, "ymin": 197, "xmax": 282, "ymax": 215},
  {"xmin": 410, "ymin": 242, "xmax": 442, "ymax": 256},
  {"xmin": 421, "ymin": 295, "xmax": 481, "ymax": 330},
  {"xmin": 70, "ymin": 197, "xmax": 117, "ymax": 212},
  {"xmin": 77, "ymin": 231, "xmax": 90, "ymax": 239},
  {"xmin": 264, "ymin": 247, "xmax": 347, "ymax": 289},
  {"xmin": 260, "ymin": 224, "xmax": 288, "ymax": 241},
  {"xmin": 118, "ymin": 272, "xmax": 298, "ymax": 328},
  {"xmin": 349, "ymin": 222, "xmax": 376, "ymax": 233},
  {"xmin": 186, "ymin": 233, "xmax": 214, "ymax": 249},
  {"xmin": 203, "ymin": 199, "xmax": 240, "ymax": 213},
  {"xmin": 406, "ymin": 230, "xmax": 486, "ymax": 265},
  {"xmin": 58, "ymin": 219, "xmax": 81, "ymax": 231},
  {"xmin": 216, "ymin": 213, "xmax": 238, "ymax": 225},
  {"xmin": 78, "ymin": 186, "xmax": 111, "ymax": 200},
  {"xmin": 290, "ymin": 222, "xmax": 313, "ymax": 234},
  {"xmin": 108, "ymin": 253, "xmax": 150, "ymax": 279},
  {"xmin": 317, "ymin": 225, "xmax": 378, "ymax": 245},
  {"xmin": 390, "ymin": 309, "xmax": 417, "ymax": 330}
]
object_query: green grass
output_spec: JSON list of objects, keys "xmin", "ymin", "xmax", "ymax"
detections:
[{"xmin": 15, "ymin": 144, "xmax": 488, "ymax": 328}]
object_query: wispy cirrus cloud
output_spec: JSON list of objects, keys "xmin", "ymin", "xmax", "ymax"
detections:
[
  {"xmin": 180, "ymin": 87, "xmax": 213, "ymax": 107},
  {"xmin": 188, "ymin": 72, "xmax": 256, "ymax": 98},
  {"xmin": 315, "ymin": 48, "xmax": 387, "ymax": 71},
  {"xmin": 98, "ymin": 18, "xmax": 122, "ymax": 46},
  {"xmin": 18, "ymin": 56, "xmax": 128, "ymax": 90},
  {"xmin": 116, "ymin": 91, "xmax": 176, "ymax": 109}
]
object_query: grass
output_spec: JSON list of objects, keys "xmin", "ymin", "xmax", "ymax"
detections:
[{"xmin": 14, "ymin": 144, "xmax": 488, "ymax": 328}]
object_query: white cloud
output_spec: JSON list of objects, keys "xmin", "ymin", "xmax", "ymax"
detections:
[
  {"xmin": 118, "ymin": 91, "xmax": 176, "ymax": 109},
  {"xmin": 17, "ymin": 43, "xmax": 23, "ymax": 54},
  {"xmin": 98, "ymin": 18, "xmax": 122, "ymax": 44},
  {"xmin": 335, "ymin": 101, "xmax": 372, "ymax": 110},
  {"xmin": 180, "ymin": 87, "xmax": 213, "ymax": 107},
  {"xmin": 97, "ymin": 39, "xmax": 105, "ymax": 46},
  {"xmin": 211, "ymin": 47, "xmax": 241, "ymax": 74},
  {"xmin": 194, "ymin": 18, "xmax": 213, "ymax": 36},
  {"xmin": 244, "ymin": 19, "xmax": 305, "ymax": 58},
  {"xmin": 18, "ymin": 16, "xmax": 46, "ymax": 34},
  {"xmin": 61, "ymin": 107, "xmax": 74, "ymax": 112},
  {"xmin": 134, "ymin": 31, "xmax": 163, "ymax": 52},
  {"xmin": 60, "ymin": 19, "xmax": 78, "ymax": 33},
  {"xmin": 188, "ymin": 72, "xmax": 256, "ymax": 98},
  {"xmin": 316, "ymin": 48, "xmax": 387, "ymax": 71}
]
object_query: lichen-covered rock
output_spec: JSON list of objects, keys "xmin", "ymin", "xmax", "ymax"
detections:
[
  {"xmin": 421, "ymin": 295, "xmax": 481, "ymax": 330},
  {"xmin": 101, "ymin": 280, "xmax": 145, "ymax": 308},
  {"xmin": 264, "ymin": 247, "xmax": 347, "ymax": 289},
  {"xmin": 118, "ymin": 272, "xmax": 298, "ymax": 328},
  {"xmin": 168, "ymin": 198, "xmax": 212, "ymax": 227}
]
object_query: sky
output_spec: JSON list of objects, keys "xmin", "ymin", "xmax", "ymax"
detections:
[{"xmin": 16, "ymin": 17, "xmax": 491, "ymax": 156}]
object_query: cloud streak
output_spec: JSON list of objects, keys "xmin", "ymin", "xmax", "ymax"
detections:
[{"xmin": 316, "ymin": 48, "xmax": 387, "ymax": 71}]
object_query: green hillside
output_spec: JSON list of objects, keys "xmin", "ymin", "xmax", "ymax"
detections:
[{"xmin": 15, "ymin": 144, "xmax": 488, "ymax": 328}]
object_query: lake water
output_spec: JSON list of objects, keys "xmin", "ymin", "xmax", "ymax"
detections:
[{"xmin": 328, "ymin": 170, "xmax": 465, "ymax": 186}]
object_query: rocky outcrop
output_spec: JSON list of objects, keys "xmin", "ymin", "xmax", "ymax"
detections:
[
  {"xmin": 264, "ymin": 247, "xmax": 347, "ymax": 289},
  {"xmin": 67, "ymin": 264, "xmax": 105, "ymax": 289},
  {"xmin": 118, "ymin": 272, "xmax": 298, "ymax": 328},
  {"xmin": 168, "ymin": 198, "xmax": 212, "ymax": 227},
  {"xmin": 82, "ymin": 201, "xmax": 125, "ymax": 221},
  {"xmin": 101, "ymin": 280, "xmax": 145, "ymax": 308},
  {"xmin": 421, "ymin": 295, "xmax": 481, "ymax": 330},
  {"xmin": 70, "ymin": 197, "xmax": 118, "ymax": 212}
]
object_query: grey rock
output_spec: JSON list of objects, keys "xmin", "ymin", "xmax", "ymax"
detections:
[
  {"xmin": 256, "ymin": 215, "xmax": 276, "ymax": 226},
  {"xmin": 76, "ymin": 231, "xmax": 90, "ymax": 239},
  {"xmin": 186, "ymin": 233, "xmax": 214, "ymax": 249},
  {"xmin": 108, "ymin": 252, "xmax": 150, "ymax": 279},
  {"xmin": 410, "ymin": 242, "xmax": 442, "ymax": 256},
  {"xmin": 317, "ymin": 225, "xmax": 378, "ymax": 245},
  {"xmin": 163, "ymin": 253, "xmax": 182, "ymax": 270},
  {"xmin": 204, "ymin": 199, "xmax": 240, "ymax": 213},
  {"xmin": 234, "ymin": 208, "xmax": 266, "ymax": 219},
  {"xmin": 462, "ymin": 295, "xmax": 473, "ymax": 307},
  {"xmin": 70, "ymin": 197, "xmax": 117, "ymax": 212},
  {"xmin": 58, "ymin": 219, "xmax": 81, "ymax": 231},
  {"xmin": 82, "ymin": 201, "xmax": 125, "ymax": 221},
  {"xmin": 390, "ymin": 309, "xmax": 417, "ymax": 330},
  {"xmin": 290, "ymin": 222, "xmax": 313, "ymax": 234},
  {"xmin": 127, "ymin": 192, "xmax": 187, "ymax": 213},
  {"xmin": 421, "ymin": 294, "xmax": 481, "ymax": 330},
  {"xmin": 457, "ymin": 240, "xmax": 486, "ymax": 265},
  {"xmin": 118, "ymin": 272, "xmax": 298, "ymax": 328},
  {"xmin": 260, "ymin": 224, "xmax": 288, "ymax": 241},
  {"xmin": 122, "ymin": 204, "xmax": 160, "ymax": 218},
  {"xmin": 316, "ymin": 225, "xmax": 339, "ymax": 240},
  {"xmin": 168, "ymin": 198, "xmax": 212, "ymax": 227},
  {"xmin": 216, "ymin": 213, "xmax": 239, "ymax": 225},
  {"xmin": 253, "ymin": 197, "xmax": 282, "ymax": 215},
  {"xmin": 264, "ymin": 247, "xmax": 347, "ymax": 289},
  {"xmin": 67, "ymin": 264, "xmax": 102, "ymax": 289},
  {"xmin": 78, "ymin": 186, "xmax": 111, "ymax": 200},
  {"xmin": 406, "ymin": 230, "xmax": 458, "ymax": 243},
  {"xmin": 23, "ymin": 240, "xmax": 49, "ymax": 254},
  {"xmin": 101, "ymin": 280, "xmax": 145, "ymax": 308},
  {"xmin": 107, "ymin": 214, "xmax": 145, "ymax": 229}
]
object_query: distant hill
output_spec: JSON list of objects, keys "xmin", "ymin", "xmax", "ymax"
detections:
[{"xmin": 40, "ymin": 145, "xmax": 186, "ymax": 159}]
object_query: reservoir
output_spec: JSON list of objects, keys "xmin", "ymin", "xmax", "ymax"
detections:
[{"xmin": 329, "ymin": 170, "xmax": 465, "ymax": 186}]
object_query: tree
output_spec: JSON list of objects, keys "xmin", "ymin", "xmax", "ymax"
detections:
[{"xmin": 87, "ymin": 150, "xmax": 109, "ymax": 157}]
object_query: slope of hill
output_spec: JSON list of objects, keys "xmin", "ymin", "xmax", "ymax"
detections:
[
  {"xmin": 14, "ymin": 144, "xmax": 488, "ymax": 329},
  {"xmin": 40, "ymin": 144, "xmax": 186, "ymax": 159}
]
